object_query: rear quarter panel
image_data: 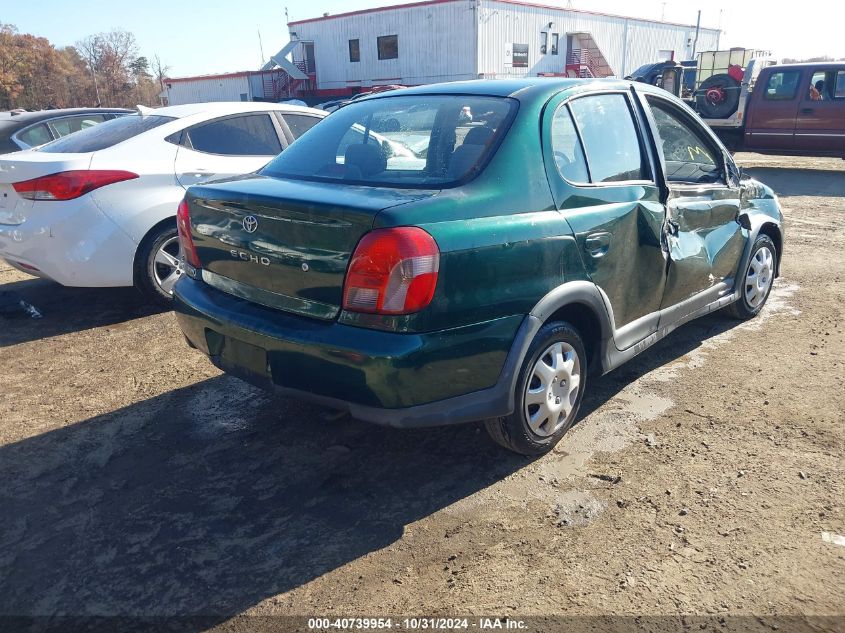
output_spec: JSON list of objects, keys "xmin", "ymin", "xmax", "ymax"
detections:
[{"xmin": 89, "ymin": 138, "xmax": 181, "ymax": 244}]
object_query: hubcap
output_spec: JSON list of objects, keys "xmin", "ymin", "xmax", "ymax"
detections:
[
  {"xmin": 744, "ymin": 245, "xmax": 774, "ymax": 308},
  {"xmin": 153, "ymin": 236, "xmax": 182, "ymax": 295},
  {"xmin": 524, "ymin": 341, "xmax": 582, "ymax": 438}
]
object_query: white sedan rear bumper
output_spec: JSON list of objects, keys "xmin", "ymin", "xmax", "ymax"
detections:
[{"xmin": 0, "ymin": 197, "xmax": 137, "ymax": 287}]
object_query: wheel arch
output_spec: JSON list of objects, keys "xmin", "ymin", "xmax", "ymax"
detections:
[
  {"xmin": 133, "ymin": 215, "xmax": 178, "ymax": 272},
  {"xmin": 528, "ymin": 280, "xmax": 614, "ymax": 374},
  {"xmin": 131, "ymin": 215, "xmax": 179, "ymax": 296},
  {"xmin": 757, "ymin": 222, "xmax": 783, "ymax": 277}
]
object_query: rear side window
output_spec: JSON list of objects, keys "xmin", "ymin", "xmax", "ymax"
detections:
[
  {"xmin": 49, "ymin": 114, "xmax": 107, "ymax": 138},
  {"xmin": 17, "ymin": 123, "xmax": 52, "ymax": 148},
  {"xmin": 40, "ymin": 115, "xmax": 175, "ymax": 153},
  {"xmin": 261, "ymin": 95, "xmax": 516, "ymax": 188},
  {"xmin": 283, "ymin": 114, "xmax": 322, "ymax": 139},
  {"xmin": 187, "ymin": 114, "xmax": 282, "ymax": 156},
  {"xmin": 763, "ymin": 71, "xmax": 801, "ymax": 101},
  {"xmin": 550, "ymin": 106, "xmax": 589, "ymax": 183},
  {"xmin": 837, "ymin": 71, "xmax": 845, "ymax": 98},
  {"xmin": 568, "ymin": 94, "xmax": 648, "ymax": 183}
]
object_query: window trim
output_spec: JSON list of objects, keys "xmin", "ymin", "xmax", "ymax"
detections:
[
  {"xmin": 551, "ymin": 33, "xmax": 559, "ymax": 56},
  {"xmin": 180, "ymin": 112, "xmax": 286, "ymax": 157},
  {"xmin": 377, "ymin": 34, "xmax": 399, "ymax": 61},
  {"xmin": 349, "ymin": 38, "xmax": 361, "ymax": 63},
  {"xmin": 540, "ymin": 31, "xmax": 548, "ymax": 55},
  {"xmin": 556, "ymin": 89, "xmax": 657, "ymax": 188},
  {"xmin": 637, "ymin": 91, "xmax": 730, "ymax": 189}
]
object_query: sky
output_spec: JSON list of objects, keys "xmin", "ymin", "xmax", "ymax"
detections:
[{"xmin": 2, "ymin": 0, "xmax": 843, "ymax": 77}]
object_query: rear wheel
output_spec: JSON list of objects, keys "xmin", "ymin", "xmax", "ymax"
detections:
[
  {"xmin": 484, "ymin": 321, "xmax": 587, "ymax": 455},
  {"xmin": 134, "ymin": 222, "xmax": 182, "ymax": 306},
  {"xmin": 725, "ymin": 234, "xmax": 777, "ymax": 320}
]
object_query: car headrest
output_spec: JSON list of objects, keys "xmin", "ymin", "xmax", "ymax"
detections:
[
  {"xmin": 463, "ymin": 126, "xmax": 495, "ymax": 146},
  {"xmin": 448, "ymin": 144, "xmax": 486, "ymax": 180},
  {"xmin": 345, "ymin": 143, "xmax": 386, "ymax": 177}
]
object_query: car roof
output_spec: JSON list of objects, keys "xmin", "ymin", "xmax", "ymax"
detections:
[
  {"xmin": 767, "ymin": 61, "xmax": 845, "ymax": 70},
  {"xmin": 365, "ymin": 78, "xmax": 636, "ymax": 105},
  {"xmin": 0, "ymin": 107, "xmax": 133, "ymax": 125},
  {"xmin": 152, "ymin": 101, "xmax": 325, "ymax": 120}
]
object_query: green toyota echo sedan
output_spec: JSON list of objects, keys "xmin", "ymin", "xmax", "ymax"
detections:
[{"xmin": 173, "ymin": 78, "xmax": 784, "ymax": 455}]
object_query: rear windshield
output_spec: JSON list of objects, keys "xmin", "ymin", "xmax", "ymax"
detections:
[
  {"xmin": 260, "ymin": 95, "xmax": 516, "ymax": 188},
  {"xmin": 39, "ymin": 114, "xmax": 175, "ymax": 153}
]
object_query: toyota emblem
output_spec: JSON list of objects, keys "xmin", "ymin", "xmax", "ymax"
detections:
[{"xmin": 242, "ymin": 215, "xmax": 258, "ymax": 233}]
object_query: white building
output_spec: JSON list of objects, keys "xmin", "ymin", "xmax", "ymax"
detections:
[
  {"xmin": 162, "ymin": 69, "xmax": 300, "ymax": 106},
  {"xmin": 277, "ymin": 0, "xmax": 721, "ymax": 98}
]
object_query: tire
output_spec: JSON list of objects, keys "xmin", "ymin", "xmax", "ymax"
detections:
[
  {"xmin": 725, "ymin": 234, "xmax": 777, "ymax": 320},
  {"xmin": 134, "ymin": 222, "xmax": 182, "ymax": 306},
  {"xmin": 695, "ymin": 73, "xmax": 741, "ymax": 119},
  {"xmin": 484, "ymin": 321, "xmax": 587, "ymax": 456}
]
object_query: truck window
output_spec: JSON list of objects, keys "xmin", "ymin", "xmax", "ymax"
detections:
[
  {"xmin": 763, "ymin": 71, "xmax": 801, "ymax": 101},
  {"xmin": 835, "ymin": 71, "xmax": 845, "ymax": 99},
  {"xmin": 808, "ymin": 71, "xmax": 836, "ymax": 101}
]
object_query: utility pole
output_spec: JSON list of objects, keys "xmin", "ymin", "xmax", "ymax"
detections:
[
  {"xmin": 661, "ymin": 2, "xmax": 666, "ymax": 21},
  {"xmin": 691, "ymin": 10, "xmax": 701, "ymax": 60},
  {"xmin": 258, "ymin": 28, "xmax": 266, "ymax": 67}
]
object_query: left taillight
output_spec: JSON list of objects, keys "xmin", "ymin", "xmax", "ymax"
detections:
[
  {"xmin": 12, "ymin": 170, "xmax": 139, "ymax": 201},
  {"xmin": 177, "ymin": 198, "xmax": 201, "ymax": 269}
]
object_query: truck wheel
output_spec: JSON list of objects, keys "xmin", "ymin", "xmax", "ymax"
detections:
[
  {"xmin": 484, "ymin": 321, "xmax": 587, "ymax": 456},
  {"xmin": 696, "ymin": 73, "xmax": 741, "ymax": 119},
  {"xmin": 725, "ymin": 234, "xmax": 777, "ymax": 320}
]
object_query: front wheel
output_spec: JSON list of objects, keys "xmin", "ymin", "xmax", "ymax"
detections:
[
  {"xmin": 134, "ymin": 222, "xmax": 182, "ymax": 306},
  {"xmin": 725, "ymin": 234, "xmax": 777, "ymax": 320},
  {"xmin": 484, "ymin": 321, "xmax": 587, "ymax": 456}
]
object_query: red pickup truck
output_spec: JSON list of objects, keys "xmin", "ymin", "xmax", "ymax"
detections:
[{"xmin": 712, "ymin": 62, "xmax": 845, "ymax": 158}]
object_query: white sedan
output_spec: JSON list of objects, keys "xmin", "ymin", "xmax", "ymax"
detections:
[{"xmin": 0, "ymin": 102, "xmax": 325, "ymax": 303}]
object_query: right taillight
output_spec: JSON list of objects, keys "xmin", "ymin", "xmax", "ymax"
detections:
[
  {"xmin": 343, "ymin": 227, "xmax": 440, "ymax": 315},
  {"xmin": 176, "ymin": 198, "xmax": 201, "ymax": 269}
]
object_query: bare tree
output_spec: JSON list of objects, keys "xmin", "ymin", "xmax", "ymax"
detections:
[{"xmin": 151, "ymin": 54, "xmax": 171, "ymax": 105}]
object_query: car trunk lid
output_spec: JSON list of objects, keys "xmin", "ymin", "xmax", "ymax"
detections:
[{"xmin": 187, "ymin": 175, "xmax": 436, "ymax": 320}]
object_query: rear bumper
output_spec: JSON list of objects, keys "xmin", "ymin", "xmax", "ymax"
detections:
[
  {"xmin": 0, "ymin": 198, "xmax": 136, "ymax": 287},
  {"xmin": 173, "ymin": 276, "xmax": 533, "ymax": 428}
]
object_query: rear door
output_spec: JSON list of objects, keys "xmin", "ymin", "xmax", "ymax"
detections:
[
  {"xmin": 174, "ymin": 113, "xmax": 286, "ymax": 188},
  {"xmin": 639, "ymin": 93, "xmax": 745, "ymax": 314},
  {"xmin": 543, "ymin": 90, "xmax": 667, "ymax": 350},
  {"xmin": 794, "ymin": 67, "xmax": 845, "ymax": 153},
  {"xmin": 744, "ymin": 68, "xmax": 803, "ymax": 151}
]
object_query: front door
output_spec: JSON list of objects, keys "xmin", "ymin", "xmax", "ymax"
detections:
[
  {"xmin": 640, "ymin": 93, "xmax": 746, "ymax": 315},
  {"xmin": 173, "ymin": 113, "xmax": 286, "ymax": 188},
  {"xmin": 543, "ymin": 91, "xmax": 667, "ymax": 350},
  {"xmin": 795, "ymin": 67, "xmax": 845, "ymax": 153},
  {"xmin": 744, "ymin": 67, "xmax": 803, "ymax": 152}
]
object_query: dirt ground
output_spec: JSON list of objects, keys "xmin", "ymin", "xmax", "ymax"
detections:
[{"xmin": 0, "ymin": 153, "xmax": 843, "ymax": 632}]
